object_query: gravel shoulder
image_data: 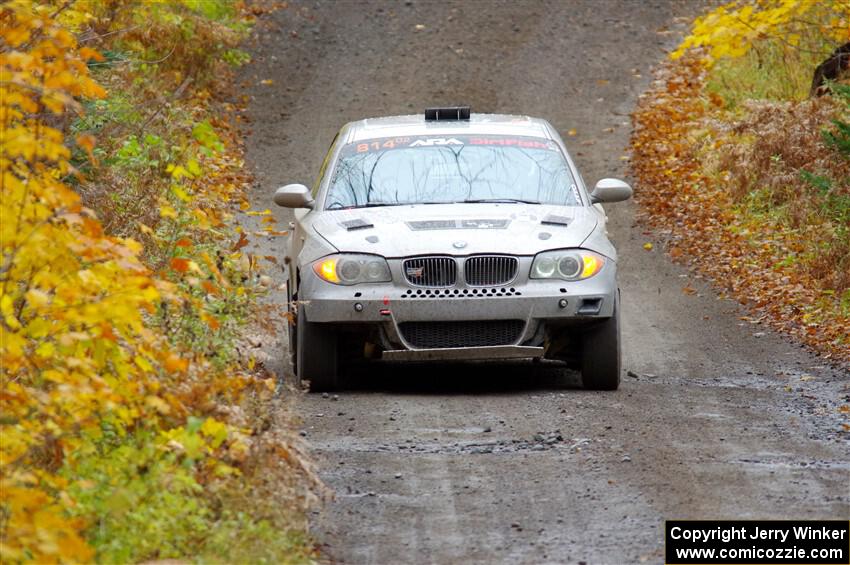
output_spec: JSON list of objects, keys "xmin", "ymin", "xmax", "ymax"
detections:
[{"xmin": 238, "ymin": 1, "xmax": 850, "ymax": 562}]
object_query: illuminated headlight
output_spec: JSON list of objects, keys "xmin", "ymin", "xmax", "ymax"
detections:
[
  {"xmin": 313, "ymin": 254, "xmax": 391, "ymax": 285},
  {"xmin": 530, "ymin": 250, "xmax": 605, "ymax": 281}
]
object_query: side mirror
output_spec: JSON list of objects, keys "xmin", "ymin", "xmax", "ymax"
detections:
[
  {"xmin": 590, "ymin": 178, "xmax": 632, "ymax": 204},
  {"xmin": 274, "ymin": 183, "xmax": 314, "ymax": 209}
]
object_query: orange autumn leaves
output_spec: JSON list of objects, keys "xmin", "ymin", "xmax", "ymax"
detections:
[{"xmin": 170, "ymin": 257, "xmax": 192, "ymax": 272}]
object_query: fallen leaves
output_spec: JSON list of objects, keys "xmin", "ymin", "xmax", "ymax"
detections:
[
  {"xmin": 164, "ymin": 353, "xmax": 190, "ymax": 373},
  {"xmin": 76, "ymin": 133, "xmax": 97, "ymax": 162},
  {"xmin": 230, "ymin": 232, "xmax": 249, "ymax": 251},
  {"xmin": 629, "ymin": 52, "xmax": 849, "ymax": 365},
  {"xmin": 170, "ymin": 257, "xmax": 191, "ymax": 272}
]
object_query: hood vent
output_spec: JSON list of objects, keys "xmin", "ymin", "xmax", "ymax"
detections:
[
  {"xmin": 541, "ymin": 214, "xmax": 571, "ymax": 227},
  {"xmin": 407, "ymin": 219, "xmax": 510, "ymax": 231},
  {"xmin": 340, "ymin": 218, "xmax": 374, "ymax": 231}
]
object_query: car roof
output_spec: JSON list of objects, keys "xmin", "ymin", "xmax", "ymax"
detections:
[{"xmin": 344, "ymin": 113, "xmax": 555, "ymax": 143}]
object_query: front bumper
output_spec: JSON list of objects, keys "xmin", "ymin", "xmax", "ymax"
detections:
[{"xmin": 298, "ymin": 256, "xmax": 617, "ymax": 355}]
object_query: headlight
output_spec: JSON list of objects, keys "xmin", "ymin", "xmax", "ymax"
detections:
[
  {"xmin": 530, "ymin": 249, "xmax": 605, "ymax": 281},
  {"xmin": 312, "ymin": 254, "xmax": 391, "ymax": 285}
]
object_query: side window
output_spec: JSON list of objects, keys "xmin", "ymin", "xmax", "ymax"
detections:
[{"xmin": 312, "ymin": 133, "xmax": 339, "ymax": 198}]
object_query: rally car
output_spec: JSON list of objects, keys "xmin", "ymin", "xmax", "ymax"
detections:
[{"xmin": 274, "ymin": 107, "xmax": 632, "ymax": 391}]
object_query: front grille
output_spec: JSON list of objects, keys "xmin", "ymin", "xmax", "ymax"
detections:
[
  {"xmin": 399, "ymin": 320, "xmax": 525, "ymax": 349},
  {"xmin": 464, "ymin": 255, "xmax": 518, "ymax": 286},
  {"xmin": 403, "ymin": 256, "xmax": 457, "ymax": 287}
]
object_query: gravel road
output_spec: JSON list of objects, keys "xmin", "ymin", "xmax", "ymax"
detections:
[{"xmin": 238, "ymin": 1, "xmax": 850, "ymax": 562}]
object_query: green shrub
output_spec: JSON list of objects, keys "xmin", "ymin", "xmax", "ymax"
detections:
[
  {"xmin": 67, "ymin": 430, "xmax": 211, "ymax": 563},
  {"xmin": 822, "ymin": 83, "xmax": 850, "ymax": 157}
]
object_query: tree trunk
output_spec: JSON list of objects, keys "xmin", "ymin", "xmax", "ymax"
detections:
[{"xmin": 811, "ymin": 42, "xmax": 850, "ymax": 97}]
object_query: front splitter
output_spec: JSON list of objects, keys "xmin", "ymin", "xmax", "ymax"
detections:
[{"xmin": 381, "ymin": 345, "xmax": 544, "ymax": 362}]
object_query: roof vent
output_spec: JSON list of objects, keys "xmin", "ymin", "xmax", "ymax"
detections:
[{"xmin": 425, "ymin": 106, "xmax": 471, "ymax": 121}]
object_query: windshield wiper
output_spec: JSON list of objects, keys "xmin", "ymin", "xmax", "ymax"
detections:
[
  {"xmin": 458, "ymin": 198, "xmax": 542, "ymax": 205},
  {"xmin": 337, "ymin": 201, "xmax": 450, "ymax": 210},
  {"xmin": 338, "ymin": 202, "xmax": 410, "ymax": 209}
]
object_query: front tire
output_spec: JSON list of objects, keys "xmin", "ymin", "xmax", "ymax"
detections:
[
  {"xmin": 296, "ymin": 310, "xmax": 339, "ymax": 392},
  {"xmin": 580, "ymin": 294, "xmax": 621, "ymax": 390}
]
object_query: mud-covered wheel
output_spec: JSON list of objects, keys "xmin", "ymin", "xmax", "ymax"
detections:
[
  {"xmin": 580, "ymin": 293, "xmax": 621, "ymax": 391},
  {"xmin": 296, "ymin": 310, "xmax": 339, "ymax": 392}
]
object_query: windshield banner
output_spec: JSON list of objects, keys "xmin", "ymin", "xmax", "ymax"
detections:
[{"xmin": 346, "ymin": 135, "xmax": 561, "ymax": 155}]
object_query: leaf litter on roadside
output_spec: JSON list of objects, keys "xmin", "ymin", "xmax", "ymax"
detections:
[{"xmin": 630, "ymin": 52, "xmax": 849, "ymax": 366}]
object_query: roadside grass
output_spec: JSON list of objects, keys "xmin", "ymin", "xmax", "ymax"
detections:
[
  {"xmin": 1, "ymin": 1, "xmax": 320, "ymax": 563},
  {"xmin": 630, "ymin": 1, "xmax": 850, "ymax": 364}
]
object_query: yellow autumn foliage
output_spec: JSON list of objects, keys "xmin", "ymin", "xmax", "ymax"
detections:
[
  {"xmin": 1, "ymin": 3, "xmax": 168, "ymax": 561},
  {"xmin": 0, "ymin": 2, "xmax": 269, "ymax": 562},
  {"xmin": 672, "ymin": 0, "xmax": 850, "ymax": 65}
]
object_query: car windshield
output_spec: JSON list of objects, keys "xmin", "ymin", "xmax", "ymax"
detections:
[{"xmin": 324, "ymin": 135, "xmax": 580, "ymax": 209}]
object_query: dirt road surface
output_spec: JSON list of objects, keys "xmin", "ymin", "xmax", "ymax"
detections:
[{"xmin": 238, "ymin": 1, "xmax": 850, "ymax": 562}]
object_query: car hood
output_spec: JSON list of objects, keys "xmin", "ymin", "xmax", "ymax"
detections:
[{"xmin": 310, "ymin": 203, "xmax": 599, "ymax": 257}]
